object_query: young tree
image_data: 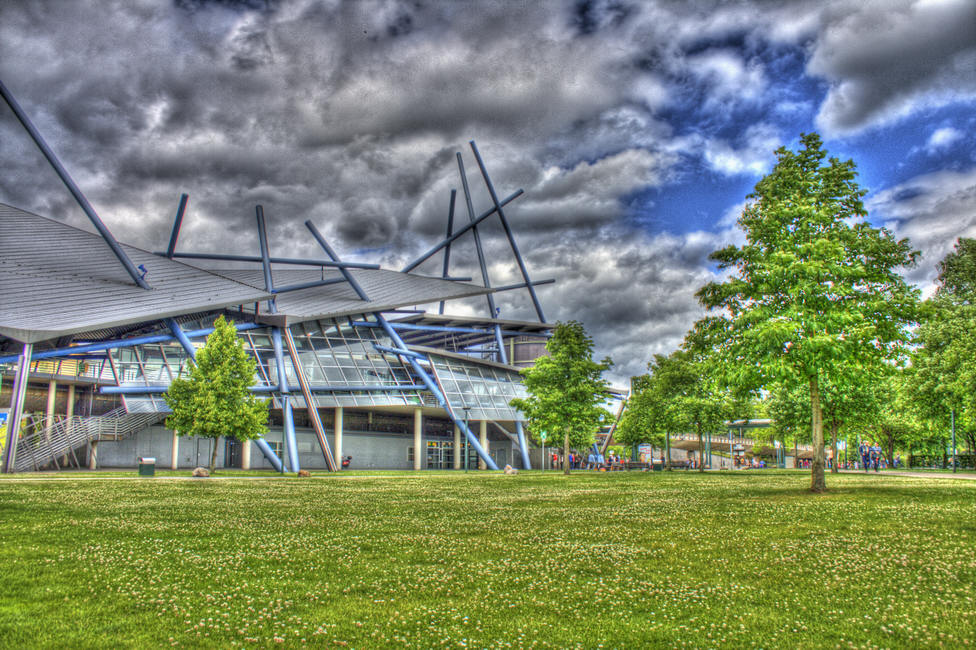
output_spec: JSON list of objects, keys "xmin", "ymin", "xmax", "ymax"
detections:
[
  {"xmin": 696, "ymin": 133, "xmax": 920, "ymax": 492},
  {"xmin": 511, "ymin": 321, "xmax": 612, "ymax": 475},
  {"xmin": 616, "ymin": 373, "xmax": 666, "ymax": 461},
  {"xmin": 164, "ymin": 315, "xmax": 269, "ymax": 473}
]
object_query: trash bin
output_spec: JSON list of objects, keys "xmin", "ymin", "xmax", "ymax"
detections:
[{"xmin": 138, "ymin": 457, "xmax": 156, "ymax": 477}]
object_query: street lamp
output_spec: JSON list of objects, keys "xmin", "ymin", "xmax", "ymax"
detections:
[{"xmin": 462, "ymin": 405, "xmax": 471, "ymax": 472}]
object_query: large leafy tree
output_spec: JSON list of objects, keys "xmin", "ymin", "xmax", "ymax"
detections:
[
  {"xmin": 913, "ymin": 238, "xmax": 976, "ymax": 459},
  {"xmin": 696, "ymin": 133, "xmax": 920, "ymax": 492},
  {"xmin": 511, "ymin": 321, "xmax": 612, "ymax": 475},
  {"xmin": 164, "ymin": 315, "xmax": 269, "ymax": 473}
]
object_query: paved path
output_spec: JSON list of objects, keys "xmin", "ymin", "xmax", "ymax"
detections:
[{"xmin": 840, "ymin": 469, "xmax": 976, "ymax": 481}]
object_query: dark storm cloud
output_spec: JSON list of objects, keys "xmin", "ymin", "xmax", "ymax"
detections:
[{"xmin": 809, "ymin": 0, "xmax": 976, "ymax": 135}]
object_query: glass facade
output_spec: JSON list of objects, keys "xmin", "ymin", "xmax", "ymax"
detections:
[{"xmin": 428, "ymin": 353, "xmax": 526, "ymax": 421}]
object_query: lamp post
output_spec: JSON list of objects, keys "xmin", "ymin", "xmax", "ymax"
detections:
[
  {"xmin": 951, "ymin": 409, "xmax": 957, "ymax": 473},
  {"xmin": 462, "ymin": 406, "xmax": 471, "ymax": 472}
]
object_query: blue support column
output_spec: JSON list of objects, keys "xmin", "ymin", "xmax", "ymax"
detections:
[
  {"xmin": 165, "ymin": 318, "xmax": 197, "ymax": 359},
  {"xmin": 283, "ymin": 396, "xmax": 299, "ymax": 473},
  {"xmin": 494, "ymin": 324, "xmax": 507, "ymax": 364},
  {"xmin": 515, "ymin": 421, "xmax": 532, "ymax": 470},
  {"xmin": 254, "ymin": 438, "xmax": 283, "ymax": 473},
  {"xmin": 375, "ymin": 314, "xmax": 498, "ymax": 470}
]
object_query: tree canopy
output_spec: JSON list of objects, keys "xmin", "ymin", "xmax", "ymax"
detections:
[
  {"xmin": 164, "ymin": 315, "xmax": 269, "ymax": 472},
  {"xmin": 912, "ymin": 238, "xmax": 976, "ymax": 455},
  {"xmin": 511, "ymin": 320, "xmax": 612, "ymax": 474},
  {"xmin": 695, "ymin": 133, "xmax": 920, "ymax": 492}
]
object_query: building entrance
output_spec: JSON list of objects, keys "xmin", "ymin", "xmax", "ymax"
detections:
[{"xmin": 425, "ymin": 440, "xmax": 454, "ymax": 469}]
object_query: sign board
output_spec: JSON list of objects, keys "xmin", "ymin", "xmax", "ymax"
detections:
[
  {"xmin": 539, "ymin": 431, "xmax": 547, "ymax": 442},
  {"xmin": 637, "ymin": 443, "xmax": 652, "ymax": 463}
]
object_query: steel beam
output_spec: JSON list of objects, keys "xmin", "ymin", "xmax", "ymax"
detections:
[
  {"xmin": 0, "ymin": 323, "xmax": 262, "ymax": 365},
  {"xmin": 491, "ymin": 278, "xmax": 556, "ymax": 293},
  {"xmin": 166, "ymin": 194, "xmax": 189, "ymax": 258},
  {"xmin": 165, "ymin": 318, "xmax": 197, "ymax": 359},
  {"xmin": 100, "ymin": 383, "xmax": 427, "ymax": 395},
  {"xmin": 400, "ymin": 189, "xmax": 523, "ymax": 273},
  {"xmin": 305, "ymin": 221, "xmax": 370, "ymax": 301},
  {"xmin": 0, "ymin": 78, "xmax": 150, "ymax": 290},
  {"xmin": 282, "ymin": 327, "xmax": 337, "ymax": 471},
  {"xmin": 2, "ymin": 343, "xmax": 32, "ymax": 473},
  {"xmin": 457, "ymin": 152, "xmax": 497, "ymax": 317},
  {"xmin": 515, "ymin": 421, "xmax": 532, "ymax": 469},
  {"xmin": 375, "ymin": 315, "xmax": 498, "ymax": 470},
  {"xmin": 159, "ymin": 251, "xmax": 379, "ymax": 269},
  {"xmin": 470, "ymin": 141, "xmax": 545, "ymax": 322},
  {"xmin": 439, "ymin": 190, "xmax": 457, "ymax": 315},
  {"xmin": 282, "ymin": 396, "xmax": 299, "ymax": 472},
  {"xmin": 254, "ymin": 438, "xmax": 283, "ymax": 472}
]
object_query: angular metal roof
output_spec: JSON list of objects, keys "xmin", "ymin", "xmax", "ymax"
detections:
[
  {"xmin": 221, "ymin": 269, "xmax": 493, "ymax": 324},
  {"xmin": 0, "ymin": 203, "xmax": 273, "ymax": 344}
]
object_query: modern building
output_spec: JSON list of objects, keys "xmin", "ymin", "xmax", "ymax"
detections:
[{"xmin": 0, "ymin": 80, "xmax": 554, "ymax": 473}]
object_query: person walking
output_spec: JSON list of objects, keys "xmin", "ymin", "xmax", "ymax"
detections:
[{"xmin": 859, "ymin": 441, "xmax": 870, "ymax": 473}]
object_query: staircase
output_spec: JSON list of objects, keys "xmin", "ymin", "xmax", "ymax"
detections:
[{"xmin": 10, "ymin": 408, "xmax": 165, "ymax": 472}]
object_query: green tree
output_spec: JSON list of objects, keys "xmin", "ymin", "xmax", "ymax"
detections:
[
  {"xmin": 164, "ymin": 315, "xmax": 269, "ymax": 473},
  {"xmin": 616, "ymin": 373, "xmax": 665, "ymax": 458},
  {"xmin": 913, "ymin": 238, "xmax": 976, "ymax": 460},
  {"xmin": 511, "ymin": 321, "xmax": 612, "ymax": 475},
  {"xmin": 696, "ymin": 133, "xmax": 920, "ymax": 492}
]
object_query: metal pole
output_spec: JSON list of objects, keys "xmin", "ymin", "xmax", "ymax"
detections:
[
  {"xmin": 470, "ymin": 141, "xmax": 546, "ymax": 322},
  {"xmin": 952, "ymin": 409, "xmax": 957, "ymax": 473},
  {"xmin": 282, "ymin": 328, "xmax": 337, "ymax": 471},
  {"xmin": 515, "ymin": 421, "xmax": 531, "ymax": 470},
  {"xmin": 305, "ymin": 221, "xmax": 370, "ymax": 301},
  {"xmin": 166, "ymin": 194, "xmax": 189, "ymax": 258},
  {"xmin": 439, "ymin": 190, "xmax": 457, "ymax": 315},
  {"xmin": 2, "ymin": 343, "xmax": 33, "ymax": 473},
  {"xmin": 401, "ymin": 190, "xmax": 523, "ymax": 272},
  {"xmin": 0, "ymin": 78, "xmax": 150, "ymax": 290},
  {"xmin": 463, "ymin": 407, "xmax": 470, "ymax": 472},
  {"xmin": 456, "ymin": 152, "xmax": 497, "ymax": 317}
]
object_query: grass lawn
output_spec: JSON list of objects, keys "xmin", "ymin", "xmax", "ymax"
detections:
[{"xmin": 0, "ymin": 470, "xmax": 974, "ymax": 648}]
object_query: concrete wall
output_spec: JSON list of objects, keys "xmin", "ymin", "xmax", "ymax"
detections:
[{"xmin": 91, "ymin": 424, "xmax": 521, "ymax": 471}]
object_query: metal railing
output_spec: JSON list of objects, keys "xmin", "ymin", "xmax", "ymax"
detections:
[{"xmin": 11, "ymin": 408, "xmax": 165, "ymax": 472}]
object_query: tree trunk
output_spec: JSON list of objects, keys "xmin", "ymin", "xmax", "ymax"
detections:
[
  {"xmin": 697, "ymin": 423, "xmax": 704, "ymax": 472},
  {"xmin": 209, "ymin": 436, "xmax": 220, "ymax": 474},
  {"xmin": 665, "ymin": 432, "xmax": 672, "ymax": 471},
  {"xmin": 830, "ymin": 421, "xmax": 839, "ymax": 474},
  {"xmin": 882, "ymin": 427, "xmax": 895, "ymax": 466},
  {"xmin": 793, "ymin": 437, "xmax": 798, "ymax": 468},
  {"xmin": 563, "ymin": 431, "xmax": 571, "ymax": 476},
  {"xmin": 809, "ymin": 376, "xmax": 826, "ymax": 493}
]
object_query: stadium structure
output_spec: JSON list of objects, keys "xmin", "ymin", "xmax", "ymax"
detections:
[{"xmin": 0, "ymin": 78, "xmax": 555, "ymax": 473}]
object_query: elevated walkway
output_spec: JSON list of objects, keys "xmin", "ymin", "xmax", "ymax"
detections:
[{"xmin": 8, "ymin": 408, "xmax": 164, "ymax": 472}]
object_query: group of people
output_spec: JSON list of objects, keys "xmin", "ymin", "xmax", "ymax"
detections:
[
  {"xmin": 855, "ymin": 442, "xmax": 900, "ymax": 471},
  {"xmin": 548, "ymin": 451, "xmax": 628, "ymax": 470}
]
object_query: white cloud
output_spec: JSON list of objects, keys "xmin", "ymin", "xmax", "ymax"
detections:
[
  {"xmin": 701, "ymin": 124, "xmax": 780, "ymax": 177},
  {"xmin": 927, "ymin": 126, "xmax": 963, "ymax": 153},
  {"xmin": 867, "ymin": 166, "xmax": 976, "ymax": 293}
]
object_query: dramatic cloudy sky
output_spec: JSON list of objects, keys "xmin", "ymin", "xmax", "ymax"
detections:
[{"xmin": 1, "ymin": 0, "xmax": 974, "ymax": 383}]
